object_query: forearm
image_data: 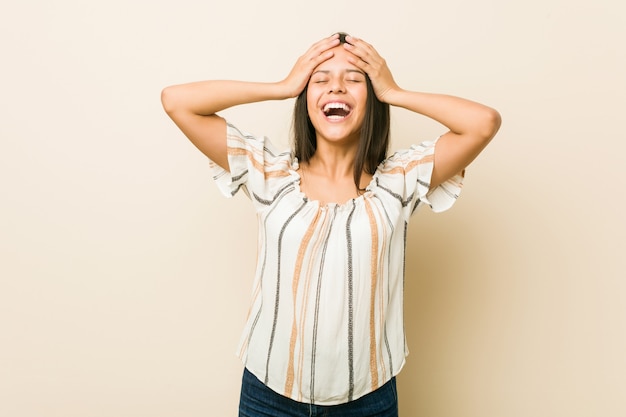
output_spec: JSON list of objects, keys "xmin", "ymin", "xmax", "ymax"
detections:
[
  {"xmin": 383, "ymin": 89, "xmax": 501, "ymax": 139},
  {"xmin": 161, "ymin": 79, "xmax": 292, "ymax": 117}
]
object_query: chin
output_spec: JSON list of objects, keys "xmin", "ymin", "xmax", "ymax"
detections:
[{"xmin": 318, "ymin": 129, "xmax": 360, "ymax": 144}]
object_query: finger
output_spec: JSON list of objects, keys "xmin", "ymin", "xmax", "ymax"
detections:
[
  {"xmin": 345, "ymin": 35, "xmax": 372, "ymax": 49},
  {"xmin": 307, "ymin": 34, "xmax": 340, "ymax": 58},
  {"xmin": 344, "ymin": 43, "xmax": 376, "ymax": 69},
  {"xmin": 288, "ymin": 36, "xmax": 337, "ymax": 86},
  {"xmin": 344, "ymin": 35, "xmax": 375, "ymax": 54},
  {"xmin": 344, "ymin": 36, "xmax": 380, "ymax": 65}
]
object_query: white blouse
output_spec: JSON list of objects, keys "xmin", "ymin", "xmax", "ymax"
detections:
[{"xmin": 209, "ymin": 122, "xmax": 463, "ymax": 405}]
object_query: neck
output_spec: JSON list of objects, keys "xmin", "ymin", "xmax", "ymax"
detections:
[
  {"xmin": 306, "ymin": 141, "xmax": 358, "ymax": 180},
  {"xmin": 306, "ymin": 153, "xmax": 355, "ymax": 180}
]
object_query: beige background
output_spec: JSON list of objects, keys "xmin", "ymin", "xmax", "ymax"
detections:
[{"xmin": 1, "ymin": 0, "xmax": 624, "ymax": 416}]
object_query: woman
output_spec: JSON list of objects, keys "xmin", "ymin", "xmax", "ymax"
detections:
[{"xmin": 161, "ymin": 32, "xmax": 500, "ymax": 417}]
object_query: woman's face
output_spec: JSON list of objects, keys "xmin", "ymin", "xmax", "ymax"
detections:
[{"xmin": 306, "ymin": 46, "xmax": 368, "ymax": 146}]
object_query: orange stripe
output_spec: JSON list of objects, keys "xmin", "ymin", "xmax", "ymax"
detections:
[
  {"xmin": 228, "ymin": 146, "xmax": 291, "ymax": 179},
  {"xmin": 378, "ymin": 154, "xmax": 435, "ymax": 175},
  {"xmin": 373, "ymin": 203, "xmax": 388, "ymax": 380},
  {"xmin": 265, "ymin": 170, "xmax": 291, "ymax": 179},
  {"xmin": 284, "ymin": 208, "xmax": 321, "ymax": 397},
  {"xmin": 296, "ymin": 210, "xmax": 331, "ymax": 400},
  {"xmin": 405, "ymin": 155, "xmax": 434, "ymax": 171},
  {"xmin": 227, "ymin": 147, "xmax": 264, "ymax": 174},
  {"xmin": 364, "ymin": 199, "xmax": 379, "ymax": 389}
]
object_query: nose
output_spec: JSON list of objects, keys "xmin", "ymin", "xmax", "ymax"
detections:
[{"xmin": 329, "ymin": 78, "xmax": 345, "ymax": 94}]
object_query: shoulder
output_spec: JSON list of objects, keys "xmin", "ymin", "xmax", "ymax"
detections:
[
  {"xmin": 378, "ymin": 139, "xmax": 438, "ymax": 175},
  {"xmin": 226, "ymin": 122, "xmax": 293, "ymax": 165}
]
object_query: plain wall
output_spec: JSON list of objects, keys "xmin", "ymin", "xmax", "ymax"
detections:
[{"xmin": 1, "ymin": 0, "xmax": 624, "ymax": 416}]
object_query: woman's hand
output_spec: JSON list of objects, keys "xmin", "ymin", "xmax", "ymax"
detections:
[
  {"xmin": 280, "ymin": 34, "xmax": 340, "ymax": 97},
  {"xmin": 342, "ymin": 35, "xmax": 400, "ymax": 103}
]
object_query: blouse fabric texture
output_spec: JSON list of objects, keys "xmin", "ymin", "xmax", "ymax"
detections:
[{"xmin": 209, "ymin": 122, "xmax": 463, "ymax": 406}]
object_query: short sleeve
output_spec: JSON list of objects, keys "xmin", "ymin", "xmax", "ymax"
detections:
[
  {"xmin": 208, "ymin": 122, "xmax": 293, "ymax": 201},
  {"xmin": 376, "ymin": 137, "xmax": 464, "ymax": 219}
]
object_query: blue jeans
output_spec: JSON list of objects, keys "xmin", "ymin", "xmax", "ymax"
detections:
[{"xmin": 238, "ymin": 368, "xmax": 399, "ymax": 417}]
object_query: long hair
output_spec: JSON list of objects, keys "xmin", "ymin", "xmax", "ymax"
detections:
[{"xmin": 292, "ymin": 36, "xmax": 390, "ymax": 192}]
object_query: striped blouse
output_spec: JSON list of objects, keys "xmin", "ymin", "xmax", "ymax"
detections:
[{"xmin": 209, "ymin": 122, "xmax": 463, "ymax": 405}]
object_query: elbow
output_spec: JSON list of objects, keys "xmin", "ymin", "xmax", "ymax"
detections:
[
  {"xmin": 160, "ymin": 86, "xmax": 178, "ymax": 115},
  {"xmin": 479, "ymin": 107, "xmax": 502, "ymax": 141}
]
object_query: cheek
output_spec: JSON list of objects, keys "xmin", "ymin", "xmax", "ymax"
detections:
[
  {"xmin": 306, "ymin": 89, "xmax": 321, "ymax": 117},
  {"xmin": 306, "ymin": 84, "xmax": 320, "ymax": 100},
  {"xmin": 353, "ymin": 85, "xmax": 368, "ymax": 104}
]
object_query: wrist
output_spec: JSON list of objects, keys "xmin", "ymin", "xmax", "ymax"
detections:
[
  {"xmin": 275, "ymin": 79, "xmax": 303, "ymax": 100},
  {"xmin": 378, "ymin": 87, "xmax": 405, "ymax": 106}
]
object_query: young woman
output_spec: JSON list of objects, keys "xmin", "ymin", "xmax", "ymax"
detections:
[{"xmin": 161, "ymin": 32, "xmax": 501, "ymax": 417}]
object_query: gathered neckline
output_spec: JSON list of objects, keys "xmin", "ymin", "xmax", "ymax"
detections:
[{"xmin": 289, "ymin": 161, "xmax": 378, "ymax": 209}]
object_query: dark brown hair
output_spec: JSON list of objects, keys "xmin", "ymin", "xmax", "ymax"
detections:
[{"xmin": 292, "ymin": 33, "xmax": 391, "ymax": 192}]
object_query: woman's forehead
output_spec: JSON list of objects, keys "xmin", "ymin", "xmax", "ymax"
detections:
[{"xmin": 313, "ymin": 47, "xmax": 360, "ymax": 73}]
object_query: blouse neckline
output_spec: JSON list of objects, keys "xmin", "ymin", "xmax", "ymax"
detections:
[{"xmin": 289, "ymin": 158, "xmax": 378, "ymax": 210}]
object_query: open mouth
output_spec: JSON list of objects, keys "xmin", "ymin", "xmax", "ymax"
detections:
[{"xmin": 323, "ymin": 102, "xmax": 352, "ymax": 120}]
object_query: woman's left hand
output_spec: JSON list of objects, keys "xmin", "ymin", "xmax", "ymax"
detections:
[{"xmin": 343, "ymin": 35, "xmax": 400, "ymax": 103}]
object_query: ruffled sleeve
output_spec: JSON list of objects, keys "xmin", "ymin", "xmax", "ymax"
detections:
[
  {"xmin": 376, "ymin": 136, "xmax": 464, "ymax": 219},
  {"xmin": 208, "ymin": 122, "xmax": 294, "ymax": 203}
]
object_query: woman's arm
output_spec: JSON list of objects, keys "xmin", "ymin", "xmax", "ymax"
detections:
[
  {"xmin": 382, "ymin": 90, "xmax": 501, "ymax": 189},
  {"xmin": 343, "ymin": 35, "xmax": 501, "ymax": 190},
  {"xmin": 161, "ymin": 80, "xmax": 291, "ymax": 169},
  {"xmin": 161, "ymin": 34, "xmax": 341, "ymax": 170}
]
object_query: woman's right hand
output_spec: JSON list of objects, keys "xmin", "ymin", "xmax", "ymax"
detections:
[
  {"xmin": 280, "ymin": 34, "xmax": 340, "ymax": 97},
  {"xmin": 161, "ymin": 34, "xmax": 341, "ymax": 171}
]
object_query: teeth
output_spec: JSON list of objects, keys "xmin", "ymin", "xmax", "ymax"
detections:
[{"xmin": 323, "ymin": 102, "xmax": 350, "ymax": 112}]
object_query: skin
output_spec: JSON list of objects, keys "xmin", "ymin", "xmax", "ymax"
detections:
[
  {"xmin": 161, "ymin": 33, "xmax": 501, "ymax": 204},
  {"xmin": 300, "ymin": 45, "xmax": 370, "ymax": 204},
  {"xmin": 306, "ymin": 46, "xmax": 368, "ymax": 148}
]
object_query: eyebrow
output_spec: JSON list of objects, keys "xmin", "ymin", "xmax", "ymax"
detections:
[{"xmin": 311, "ymin": 69, "xmax": 366, "ymax": 76}]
